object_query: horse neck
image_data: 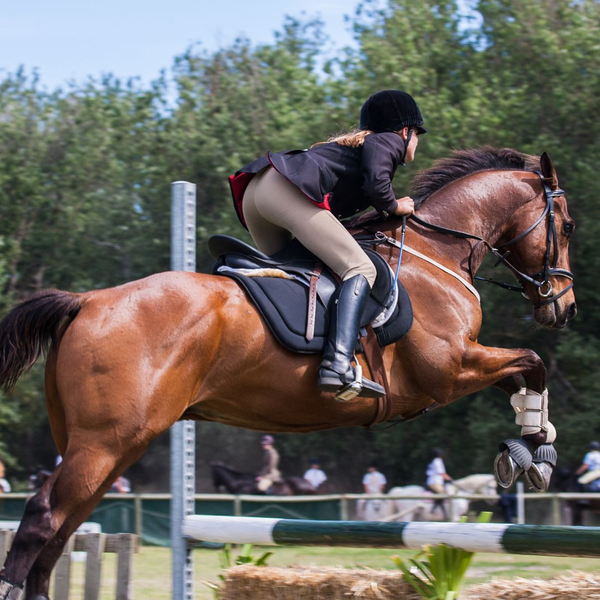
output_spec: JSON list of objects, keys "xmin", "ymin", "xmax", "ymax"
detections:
[
  {"xmin": 213, "ymin": 466, "xmax": 232, "ymax": 486},
  {"xmin": 412, "ymin": 170, "xmax": 537, "ymax": 273}
]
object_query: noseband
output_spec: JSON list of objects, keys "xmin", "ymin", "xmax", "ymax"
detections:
[{"xmin": 410, "ymin": 173, "xmax": 574, "ymax": 309}]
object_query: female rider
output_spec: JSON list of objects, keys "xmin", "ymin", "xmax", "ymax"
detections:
[{"xmin": 229, "ymin": 90, "xmax": 425, "ymax": 400}]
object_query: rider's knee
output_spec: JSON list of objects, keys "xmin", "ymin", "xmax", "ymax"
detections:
[{"xmin": 342, "ymin": 260, "xmax": 377, "ymax": 288}]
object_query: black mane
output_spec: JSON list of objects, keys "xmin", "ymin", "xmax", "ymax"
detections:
[{"xmin": 411, "ymin": 146, "xmax": 539, "ymax": 208}]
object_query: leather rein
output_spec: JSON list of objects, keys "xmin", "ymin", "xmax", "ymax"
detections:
[{"xmin": 404, "ymin": 173, "xmax": 574, "ymax": 309}]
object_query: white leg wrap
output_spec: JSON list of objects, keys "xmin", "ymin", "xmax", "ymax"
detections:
[{"xmin": 510, "ymin": 388, "xmax": 557, "ymax": 444}]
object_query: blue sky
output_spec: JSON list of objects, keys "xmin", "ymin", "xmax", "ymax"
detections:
[{"xmin": 0, "ymin": 0, "xmax": 362, "ymax": 91}]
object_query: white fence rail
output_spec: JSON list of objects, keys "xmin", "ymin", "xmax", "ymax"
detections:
[{"xmin": 2, "ymin": 489, "xmax": 599, "ymax": 528}]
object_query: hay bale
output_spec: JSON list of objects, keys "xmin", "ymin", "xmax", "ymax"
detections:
[
  {"xmin": 220, "ymin": 564, "xmax": 422, "ymax": 600},
  {"xmin": 464, "ymin": 570, "xmax": 600, "ymax": 599}
]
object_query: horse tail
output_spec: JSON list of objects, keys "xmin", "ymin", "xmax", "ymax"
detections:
[{"xmin": 0, "ymin": 290, "xmax": 82, "ymax": 393}]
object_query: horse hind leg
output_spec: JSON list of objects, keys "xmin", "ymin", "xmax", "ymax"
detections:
[
  {"xmin": 0, "ymin": 473, "xmax": 58, "ymax": 600},
  {"xmin": 0, "ymin": 448, "xmax": 131, "ymax": 600},
  {"xmin": 24, "ymin": 504, "xmax": 106, "ymax": 600}
]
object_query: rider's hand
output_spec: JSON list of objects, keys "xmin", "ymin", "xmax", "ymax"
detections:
[{"xmin": 394, "ymin": 196, "xmax": 415, "ymax": 216}]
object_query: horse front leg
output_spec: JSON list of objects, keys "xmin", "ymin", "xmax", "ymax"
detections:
[{"xmin": 460, "ymin": 344, "xmax": 557, "ymax": 493}]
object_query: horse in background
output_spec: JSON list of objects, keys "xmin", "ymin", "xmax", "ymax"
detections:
[
  {"xmin": 358, "ymin": 474, "xmax": 497, "ymax": 522},
  {"xmin": 210, "ymin": 462, "xmax": 316, "ymax": 496}
]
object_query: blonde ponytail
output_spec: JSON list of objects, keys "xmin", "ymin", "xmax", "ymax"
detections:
[
  {"xmin": 311, "ymin": 128, "xmax": 403, "ymax": 149},
  {"xmin": 310, "ymin": 129, "xmax": 371, "ymax": 149}
]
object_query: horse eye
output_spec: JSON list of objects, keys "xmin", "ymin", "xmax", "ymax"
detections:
[{"xmin": 563, "ymin": 223, "xmax": 574, "ymax": 235}]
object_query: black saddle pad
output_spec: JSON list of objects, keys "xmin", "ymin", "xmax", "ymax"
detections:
[{"xmin": 209, "ymin": 235, "xmax": 413, "ymax": 354}]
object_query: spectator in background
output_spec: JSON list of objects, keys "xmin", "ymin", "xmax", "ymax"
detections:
[
  {"xmin": 576, "ymin": 441, "xmax": 600, "ymax": 491},
  {"xmin": 426, "ymin": 448, "xmax": 453, "ymax": 519},
  {"xmin": 110, "ymin": 475, "xmax": 131, "ymax": 493},
  {"xmin": 498, "ymin": 490, "xmax": 518, "ymax": 523},
  {"xmin": 362, "ymin": 463, "xmax": 386, "ymax": 494},
  {"xmin": 425, "ymin": 448, "xmax": 452, "ymax": 494},
  {"xmin": 0, "ymin": 458, "xmax": 11, "ymax": 493},
  {"xmin": 303, "ymin": 458, "xmax": 327, "ymax": 490}
]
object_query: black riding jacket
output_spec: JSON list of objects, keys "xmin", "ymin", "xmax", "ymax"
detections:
[{"xmin": 229, "ymin": 132, "xmax": 406, "ymax": 228}]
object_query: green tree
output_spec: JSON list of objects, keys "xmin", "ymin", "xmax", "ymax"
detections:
[{"xmin": 1, "ymin": 0, "xmax": 600, "ymax": 489}]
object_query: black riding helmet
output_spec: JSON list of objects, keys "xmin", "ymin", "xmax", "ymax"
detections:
[{"xmin": 360, "ymin": 90, "xmax": 427, "ymax": 135}]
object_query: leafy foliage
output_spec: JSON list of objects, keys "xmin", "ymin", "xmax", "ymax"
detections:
[
  {"xmin": 0, "ymin": 0, "xmax": 599, "ymax": 490},
  {"xmin": 202, "ymin": 544, "xmax": 273, "ymax": 598},
  {"xmin": 393, "ymin": 512, "xmax": 493, "ymax": 599}
]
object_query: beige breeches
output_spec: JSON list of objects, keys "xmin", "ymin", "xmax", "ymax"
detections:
[
  {"xmin": 428, "ymin": 483, "xmax": 445, "ymax": 494},
  {"xmin": 257, "ymin": 477, "xmax": 273, "ymax": 492},
  {"xmin": 242, "ymin": 167, "xmax": 377, "ymax": 286}
]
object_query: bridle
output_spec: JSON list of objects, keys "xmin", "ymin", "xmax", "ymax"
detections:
[{"xmin": 409, "ymin": 173, "xmax": 574, "ymax": 309}]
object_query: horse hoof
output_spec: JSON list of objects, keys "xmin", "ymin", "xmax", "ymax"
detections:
[
  {"xmin": 494, "ymin": 439, "xmax": 534, "ymax": 488},
  {"xmin": 0, "ymin": 578, "xmax": 23, "ymax": 600},
  {"xmin": 524, "ymin": 444, "xmax": 556, "ymax": 493},
  {"xmin": 525, "ymin": 461, "xmax": 553, "ymax": 493},
  {"xmin": 494, "ymin": 449, "xmax": 523, "ymax": 488},
  {"xmin": 531, "ymin": 443, "xmax": 558, "ymax": 467}
]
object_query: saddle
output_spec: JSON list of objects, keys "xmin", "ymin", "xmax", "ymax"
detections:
[{"xmin": 209, "ymin": 235, "xmax": 413, "ymax": 354}]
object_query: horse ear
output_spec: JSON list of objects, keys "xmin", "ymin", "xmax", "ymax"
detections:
[{"xmin": 540, "ymin": 152, "xmax": 559, "ymax": 189}]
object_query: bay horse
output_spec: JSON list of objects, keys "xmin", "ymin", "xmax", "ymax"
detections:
[
  {"xmin": 0, "ymin": 148, "xmax": 576, "ymax": 599},
  {"xmin": 210, "ymin": 463, "xmax": 316, "ymax": 495}
]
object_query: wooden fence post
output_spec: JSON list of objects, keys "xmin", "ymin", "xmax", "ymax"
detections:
[
  {"xmin": 116, "ymin": 533, "xmax": 137, "ymax": 600},
  {"xmin": 54, "ymin": 535, "xmax": 76, "ymax": 600},
  {"xmin": 83, "ymin": 533, "xmax": 106, "ymax": 600}
]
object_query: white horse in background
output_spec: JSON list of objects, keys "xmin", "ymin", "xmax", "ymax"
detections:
[{"xmin": 357, "ymin": 474, "xmax": 497, "ymax": 522}]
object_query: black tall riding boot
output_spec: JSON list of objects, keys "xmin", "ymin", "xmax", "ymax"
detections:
[{"xmin": 318, "ymin": 274, "xmax": 385, "ymax": 400}]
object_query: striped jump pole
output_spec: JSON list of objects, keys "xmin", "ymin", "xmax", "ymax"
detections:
[{"xmin": 183, "ymin": 515, "xmax": 600, "ymax": 558}]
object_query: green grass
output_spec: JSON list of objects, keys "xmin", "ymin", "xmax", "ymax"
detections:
[{"xmin": 61, "ymin": 545, "xmax": 600, "ymax": 600}]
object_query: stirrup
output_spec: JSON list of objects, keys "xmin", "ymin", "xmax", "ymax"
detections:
[{"xmin": 334, "ymin": 365, "xmax": 385, "ymax": 402}]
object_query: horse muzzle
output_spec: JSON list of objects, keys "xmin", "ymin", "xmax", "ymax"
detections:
[
  {"xmin": 533, "ymin": 295, "xmax": 576, "ymax": 329},
  {"xmin": 530, "ymin": 274, "xmax": 576, "ymax": 328}
]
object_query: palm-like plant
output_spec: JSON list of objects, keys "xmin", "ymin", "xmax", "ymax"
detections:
[{"xmin": 393, "ymin": 512, "xmax": 493, "ymax": 600}]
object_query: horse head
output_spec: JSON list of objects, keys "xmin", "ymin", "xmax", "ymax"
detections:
[
  {"xmin": 209, "ymin": 462, "xmax": 228, "ymax": 491},
  {"xmin": 496, "ymin": 152, "xmax": 576, "ymax": 329},
  {"xmin": 402, "ymin": 148, "xmax": 576, "ymax": 331}
]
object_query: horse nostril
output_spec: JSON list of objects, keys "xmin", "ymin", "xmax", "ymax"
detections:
[{"xmin": 567, "ymin": 302, "xmax": 577, "ymax": 321}]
